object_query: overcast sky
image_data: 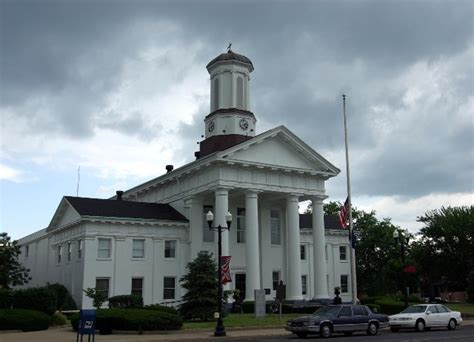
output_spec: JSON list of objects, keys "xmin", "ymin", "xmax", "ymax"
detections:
[{"xmin": 1, "ymin": 0, "xmax": 473, "ymax": 240}]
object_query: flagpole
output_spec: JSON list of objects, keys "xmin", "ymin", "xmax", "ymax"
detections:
[{"xmin": 342, "ymin": 94, "xmax": 358, "ymax": 305}]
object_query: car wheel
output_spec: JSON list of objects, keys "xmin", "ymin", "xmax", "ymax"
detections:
[
  {"xmin": 320, "ymin": 323, "xmax": 332, "ymax": 338},
  {"xmin": 448, "ymin": 319, "xmax": 457, "ymax": 331},
  {"xmin": 390, "ymin": 327, "xmax": 399, "ymax": 332},
  {"xmin": 367, "ymin": 322, "xmax": 378, "ymax": 335},
  {"xmin": 295, "ymin": 332, "xmax": 307, "ymax": 338},
  {"xmin": 415, "ymin": 319, "xmax": 425, "ymax": 332}
]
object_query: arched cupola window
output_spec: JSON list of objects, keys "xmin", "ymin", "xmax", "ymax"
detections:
[{"xmin": 236, "ymin": 76, "xmax": 244, "ymax": 109}]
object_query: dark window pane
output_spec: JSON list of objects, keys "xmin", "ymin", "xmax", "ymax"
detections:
[{"xmin": 339, "ymin": 306, "xmax": 352, "ymax": 316}]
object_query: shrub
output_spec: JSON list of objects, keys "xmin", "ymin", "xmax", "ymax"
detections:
[
  {"xmin": 242, "ymin": 300, "xmax": 254, "ymax": 313},
  {"xmin": 366, "ymin": 304, "xmax": 381, "ymax": 313},
  {"xmin": 46, "ymin": 283, "xmax": 77, "ymax": 310},
  {"xmin": 13, "ymin": 287, "xmax": 57, "ymax": 315},
  {"xmin": 144, "ymin": 304, "xmax": 179, "ymax": 315},
  {"xmin": 0, "ymin": 309, "xmax": 50, "ymax": 331},
  {"xmin": 467, "ymin": 270, "xmax": 474, "ymax": 303},
  {"xmin": 71, "ymin": 308, "xmax": 182, "ymax": 332},
  {"xmin": 51, "ymin": 311, "xmax": 67, "ymax": 326},
  {"xmin": 0, "ymin": 289, "xmax": 12, "ymax": 309},
  {"xmin": 374, "ymin": 299, "xmax": 406, "ymax": 315},
  {"xmin": 108, "ymin": 295, "xmax": 143, "ymax": 309}
]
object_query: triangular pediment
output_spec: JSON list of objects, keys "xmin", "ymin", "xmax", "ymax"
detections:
[
  {"xmin": 216, "ymin": 125, "xmax": 340, "ymax": 175},
  {"xmin": 47, "ymin": 197, "xmax": 81, "ymax": 232}
]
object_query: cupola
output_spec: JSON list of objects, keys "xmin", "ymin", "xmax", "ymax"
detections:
[{"xmin": 199, "ymin": 46, "xmax": 257, "ymax": 158}]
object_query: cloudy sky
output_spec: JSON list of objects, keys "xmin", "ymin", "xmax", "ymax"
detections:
[{"xmin": 1, "ymin": 0, "xmax": 473, "ymax": 240}]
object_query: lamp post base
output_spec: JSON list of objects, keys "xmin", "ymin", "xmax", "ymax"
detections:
[{"xmin": 214, "ymin": 319, "xmax": 226, "ymax": 336}]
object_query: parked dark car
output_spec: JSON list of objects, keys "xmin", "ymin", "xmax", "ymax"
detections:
[{"xmin": 285, "ymin": 305, "xmax": 389, "ymax": 338}]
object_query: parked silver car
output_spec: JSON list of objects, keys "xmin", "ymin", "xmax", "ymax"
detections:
[{"xmin": 389, "ymin": 304, "xmax": 463, "ymax": 332}]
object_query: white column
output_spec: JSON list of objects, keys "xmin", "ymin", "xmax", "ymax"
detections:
[
  {"xmin": 245, "ymin": 191, "xmax": 260, "ymax": 301},
  {"xmin": 312, "ymin": 197, "xmax": 329, "ymax": 299},
  {"xmin": 187, "ymin": 197, "xmax": 203, "ymax": 259},
  {"xmin": 214, "ymin": 188, "xmax": 230, "ymax": 256},
  {"xmin": 287, "ymin": 195, "xmax": 303, "ymax": 300}
]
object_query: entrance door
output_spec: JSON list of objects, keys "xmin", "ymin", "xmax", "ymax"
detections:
[{"xmin": 235, "ymin": 273, "xmax": 246, "ymax": 301}]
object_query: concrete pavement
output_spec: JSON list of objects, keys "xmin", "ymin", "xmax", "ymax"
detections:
[{"xmin": 1, "ymin": 320, "xmax": 473, "ymax": 342}]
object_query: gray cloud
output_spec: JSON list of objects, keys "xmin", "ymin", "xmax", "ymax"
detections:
[{"xmin": 1, "ymin": 0, "xmax": 473, "ymax": 200}]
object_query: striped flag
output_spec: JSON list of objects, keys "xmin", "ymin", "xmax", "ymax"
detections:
[
  {"xmin": 339, "ymin": 197, "xmax": 350, "ymax": 229},
  {"xmin": 220, "ymin": 256, "xmax": 232, "ymax": 284}
]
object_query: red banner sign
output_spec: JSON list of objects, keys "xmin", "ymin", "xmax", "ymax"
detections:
[
  {"xmin": 403, "ymin": 265, "xmax": 417, "ymax": 273},
  {"xmin": 220, "ymin": 256, "xmax": 232, "ymax": 284}
]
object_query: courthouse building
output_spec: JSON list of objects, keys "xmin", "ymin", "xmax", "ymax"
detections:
[{"xmin": 18, "ymin": 49, "xmax": 353, "ymax": 308}]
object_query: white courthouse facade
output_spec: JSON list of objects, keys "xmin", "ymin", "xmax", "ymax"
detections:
[{"xmin": 18, "ymin": 50, "xmax": 353, "ymax": 308}]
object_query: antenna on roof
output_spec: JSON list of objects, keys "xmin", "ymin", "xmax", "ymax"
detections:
[{"xmin": 76, "ymin": 166, "xmax": 80, "ymax": 197}]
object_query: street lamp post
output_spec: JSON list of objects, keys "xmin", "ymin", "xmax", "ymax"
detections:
[
  {"xmin": 393, "ymin": 229, "xmax": 410, "ymax": 308},
  {"xmin": 206, "ymin": 210, "xmax": 232, "ymax": 337}
]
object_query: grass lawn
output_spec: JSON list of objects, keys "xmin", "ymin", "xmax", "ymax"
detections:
[
  {"xmin": 183, "ymin": 313, "xmax": 301, "ymax": 329},
  {"xmin": 447, "ymin": 304, "xmax": 474, "ymax": 314}
]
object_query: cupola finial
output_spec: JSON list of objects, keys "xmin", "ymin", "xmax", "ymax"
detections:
[{"xmin": 227, "ymin": 42, "xmax": 232, "ymax": 52}]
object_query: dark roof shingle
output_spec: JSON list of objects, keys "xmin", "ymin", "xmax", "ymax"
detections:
[{"xmin": 65, "ymin": 196, "xmax": 188, "ymax": 222}]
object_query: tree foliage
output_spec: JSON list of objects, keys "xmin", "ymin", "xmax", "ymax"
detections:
[
  {"xmin": 414, "ymin": 206, "xmax": 474, "ymax": 291},
  {"xmin": 0, "ymin": 232, "xmax": 30, "ymax": 289},
  {"xmin": 83, "ymin": 288, "xmax": 107, "ymax": 309},
  {"xmin": 179, "ymin": 251, "xmax": 217, "ymax": 321}
]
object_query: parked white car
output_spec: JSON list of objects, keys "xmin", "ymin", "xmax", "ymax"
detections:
[{"xmin": 389, "ymin": 304, "xmax": 463, "ymax": 332}]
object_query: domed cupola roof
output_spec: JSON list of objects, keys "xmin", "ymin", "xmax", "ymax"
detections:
[{"xmin": 206, "ymin": 49, "xmax": 254, "ymax": 72}]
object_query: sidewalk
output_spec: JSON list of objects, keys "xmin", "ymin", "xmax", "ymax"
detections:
[
  {"xmin": 0, "ymin": 326, "xmax": 290, "ymax": 342},
  {"xmin": 1, "ymin": 320, "xmax": 473, "ymax": 342}
]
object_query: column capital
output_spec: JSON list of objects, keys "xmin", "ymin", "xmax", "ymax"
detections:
[
  {"xmin": 245, "ymin": 189, "xmax": 261, "ymax": 197},
  {"xmin": 287, "ymin": 193, "xmax": 303, "ymax": 202},
  {"xmin": 184, "ymin": 195, "xmax": 203, "ymax": 207},
  {"xmin": 311, "ymin": 195, "xmax": 328, "ymax": 205},
  {"xmin": 214, "ymin": 186, "xmax": 233, "ymax": 196}
]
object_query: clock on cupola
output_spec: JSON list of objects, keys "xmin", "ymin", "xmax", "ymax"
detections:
[{"xmin": 198, "ymin": 46, "xmax": 257, "ymax": 158}]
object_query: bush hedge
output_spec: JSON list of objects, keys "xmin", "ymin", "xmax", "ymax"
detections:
[
  {"xmin": 51, "ymin": 311, "xmax": 67, "ymax": 326},
  {"xmin": 71, "ymin": 308, "xmax": 182, "ymax": 332},
  {"xmin": 0, "ymin": 289, "xmax": 13, "ymax": 309},
  {"xmin": 0, "ymin": 309, "xmax": 50, "ymax": 331},
  {"xmin": 108, "ymin": 295, "xmax": 143, "ymax": 309},
  {"xmin": 46, "ymin": 283, "xmax": 77, "ymax": 310},
  {"xmin": 13, "ymin": 287, "xmax": 57, "ymax": 315},
  {"xmin": 241, "ymin": 301, "xmax": 320, "ymax": 315}
]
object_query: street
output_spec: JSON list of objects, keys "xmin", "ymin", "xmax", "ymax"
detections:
[{"xmin": 217, "ymin": 325, "xmax": 474, "ymax": 342}]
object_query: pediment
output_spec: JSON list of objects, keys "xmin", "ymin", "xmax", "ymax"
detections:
[
  {"xmin": 217, "ymin": 125, "xmax": 340, "ymax": 175},
  {"xmin": 47, "ymin": 197, "xmax": 81, "ymax": 232}
]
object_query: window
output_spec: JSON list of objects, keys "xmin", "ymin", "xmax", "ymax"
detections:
[
  {"xmin": 438, "ymin": 305, "xmax": 449, "ymax": 313},
  {"xmin": 164, "ymin": 240, "xmax": 176, "ymax": 258},
  {"xmin": 270, "ymin": 210, "xmax": 281, "ymax": 245},
  {"xmin": 25, "ymin": 245, "xmax": 29, "ymax": 258},
  {"xmin": 237, "ymin": 208, "xmax": 246, "ymax": 243},
  {"xmin": 67, "ymin": 242, "xmax": 72, "ymax": 262},
  {"xmin": 163, "ymin": 277, "xmax": 176, "ymax": 300},
  {"xmin": 131, "ymin": 278, "xmax": 143, "ymax": 297},
  {"xmin": 301, "ymin": 275, "xmax": 307, "ymax": 295},
  {"xmin": 353, "ymin": 306, "xmax": 368, "ymax": 316},
  {"xmin": 300, "ymin": 245, "xmax": 306, "ymax": 260},
  {"xmin": 95, "ymin": 278, "xmax": 110, "ymax": 299},
  {"xmin": 339, "ymin": 306, "xmax": 352, "ymax": 316},
  {"xmin": 78, "ymin": 240, "xmax": 82, "ymax": 259},
  {"xmin": 272, "ymin": 271, "xmax": 281, "ymax": 290},
  {"xmin": 57, "ymin": 246, "xmax": 62, "ymax": 263},
  {"xmin": 98, "ymin": 238, "xmax": 111, "ymax": 258},
  {"xmin": 203, "ymin": 205, "xmax": 214, "ymax": 242},
  {"xmin": 341, "ymin": 275, "xmax": 349, "ymax": 293},
  {"xmin": 132, "ymin": 239, "xmax": 145, "ymax": 258},
  {"xmin": 236, "ymin": 76, "xmax": 244, "ymax": 109},
  {"xmin": 339, "ymin": 246, "xmax": 347, "ymax": 261},
  {"xmin": 428, "ymin": 305, "xmax": 439, "ymax": 313}
]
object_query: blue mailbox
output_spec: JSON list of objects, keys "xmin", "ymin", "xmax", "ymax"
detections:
[{"xmin": 76, "ymin": 309, "xmax": 96, "ymax": 342}]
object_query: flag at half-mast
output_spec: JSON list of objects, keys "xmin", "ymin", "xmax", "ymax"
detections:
[{"xmin": 339, "ymin": 197, "xmax": 350, "ymax": 229}]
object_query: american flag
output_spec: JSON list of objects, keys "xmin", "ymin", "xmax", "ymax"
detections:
[
  {"xmin": 339, "ymin": 197, "xmax": 350, "ymax": 229},
  {"xmin": 220, "ymin": 256, "xmax": 232, "ymax": 284}
]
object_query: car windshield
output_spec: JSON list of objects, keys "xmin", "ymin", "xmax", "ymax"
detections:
[
  {"xmin": 313, "ymin": 306, "xmax": 341, "ymax": 316},
  {"xmin": 401, "ymin": 305, "xmax": 427, "ymax": 313}
]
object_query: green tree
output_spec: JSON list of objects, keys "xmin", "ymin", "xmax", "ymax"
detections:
[
  {"xmin": 83, "ymin": 288, "xmax": 107, "ymax": 309},
  {"xmin": 414, "ymin": 206, "xmax": 474, "ymax": 291},
  {"xmin": 0, "ymin": 232, "xmax": 30, "ymax": 289},
  {"xmin": 304, "ymin": 200, "xmax": 342, "ymax": 216},
  {"xmin": 466, "ymin": 270, "xmax": 474, "ymax": 303},
  {"xmin": 179, "ymin": 251, "xmax": 217, "ymax": 321}
]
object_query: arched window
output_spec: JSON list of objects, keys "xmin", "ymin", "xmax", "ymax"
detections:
[
  {"xmin": 237, "ymin": 76, "xmax": 244, "ymax": 109},
  {"xmin": 213, "ymin": 78, "xmax": 219, "ymax": 111}
]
